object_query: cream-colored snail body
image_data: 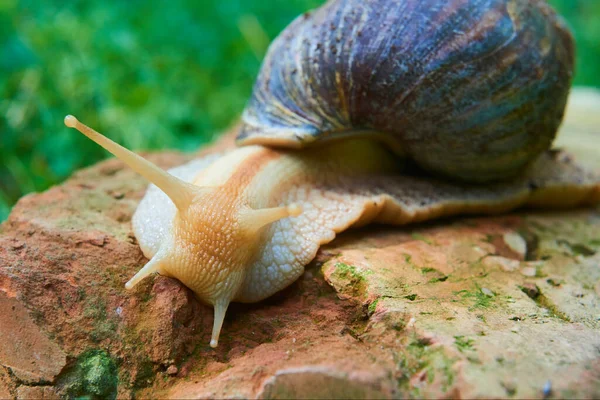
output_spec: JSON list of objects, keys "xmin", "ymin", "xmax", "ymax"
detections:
[{"xmin": 64, "ymin": 0, "xmax": 600, "ymax": 348}]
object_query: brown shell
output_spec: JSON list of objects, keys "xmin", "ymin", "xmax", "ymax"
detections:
[{"xmin": 238, "ymin": 0, "xmax": 575, "ymax": 183}]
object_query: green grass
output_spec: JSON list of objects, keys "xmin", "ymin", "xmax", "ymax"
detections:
[{"xmin": 1, "ymin": 0, "xmax": 598, "ymax": 222}]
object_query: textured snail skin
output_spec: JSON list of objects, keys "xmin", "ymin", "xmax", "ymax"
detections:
[
  {"xmin": 239, "ymin": 0, "xmax": 574, "ymax": 183},
  {"xmin": 65, "ymin": 109, "xmax": 600, "ymax": 348}
]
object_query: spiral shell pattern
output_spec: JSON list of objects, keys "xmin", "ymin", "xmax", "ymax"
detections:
[{"xmin": 238, "ymin": 0, "xmax": 574, "ymax": 182}]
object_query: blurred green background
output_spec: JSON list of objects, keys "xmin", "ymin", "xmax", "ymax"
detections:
[{"xmin": 1, "ymin": 0, "xmax": 599, "ymax": 221}]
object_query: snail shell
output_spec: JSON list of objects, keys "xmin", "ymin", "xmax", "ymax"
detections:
[{"xmin": 238, "ymin": 0, "xmax": 574, "ymax": 183}]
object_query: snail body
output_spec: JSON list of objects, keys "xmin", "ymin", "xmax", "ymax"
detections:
[
  {"xmin": 65, "ymin": 114, "xmax": 600, "ymax": 348},
  {"xmin": 64, "ymin": 0, "xmax": 600, "ymax": 348}
]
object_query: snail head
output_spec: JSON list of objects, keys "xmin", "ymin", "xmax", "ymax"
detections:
[{"xmin": 64, "ymin": 115, "xmax": 301, "ymax": 347}]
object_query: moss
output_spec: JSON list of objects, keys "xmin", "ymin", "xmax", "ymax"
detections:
[
  {"xmin": 404, "ymin": 294, "xmax": 417, "ymax": 301},
  {"xmin": 535, "ymin": 268, "xmax": 547, "ymax": 278},
  {"xmin": 589, "ymin": 239, "xmax": 600, "ymax": 247},
  {"xmin": 429, "ymin": 276, "xmax": 448, "ymax": 283},
  {"xmin": 368, "ymin": 298, "xmax": 379, "ymax": 315},
  {"xmin": 81, "ymin": 353, "xmax": 118, "ymax": 397},
  {"xmin": 519, "ymin": 285, "xmax": 571, "ymax": 322},
  {"xmin": 330, "ymin": 262, "xmax": 373, "ymax": 298},
  {"xmin": 83, "ymin": 296, "xmax": 118, "ymax": 342},
  {"xmin": 57, "ymin": 350, "xmax": 118, "ymax": 399},
  {"xmin": 334, "ymin": 262, "xmax": 371, "ymax": 280},
  {"xmin": 132, "ymin": 360, "xmax": 155, "ymax": 389},
  {"xmin": 454, "ymin": 285, "xmax": 496, "ymax": 310},
  {"xmin": 411, "ymin": 233, "xmax": 434, "ymax": 245},
  {"xmin": 403, "ymin": 253, "xmax": 419, "ymax": 270},
  {"xmin": 140, "ymin": 290, "xmax": 153, "ymax": 303},
  {"xmin": 395, "ymin": 336, "xmax": 457, "ymax": 397},
  {"xmin": 77, "ymin": 287, "xmax": 87, "ymax": 301},
  {"xmin": 557, "ymin": 240, "xmax": 596, "ymax": 257},
  {"xmin": 453, "ymin": 336, "xmax": 476, "ymax": 353}
]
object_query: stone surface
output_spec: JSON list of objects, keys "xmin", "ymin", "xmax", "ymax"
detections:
[
  {"xmin": 321, "ymin": 214, "xmax": 600, "ymax": 398},
  {"xmin": 0, "ymin": 367, "xmax": 14, "ymax": 399},
  {"xmin": 15, "ymin": 385, "xmax": 59, "ymax": 399},
  {"xmin": 0, "ymin": 128, "xmax": 599, "ymax": 398},
  {"xmin": 258, "ymin": 366, "xmax": 394, "ymax": 399},
  {"xmin": 0, "ymin": 294, "xmax": 66, "ymax": 384}
]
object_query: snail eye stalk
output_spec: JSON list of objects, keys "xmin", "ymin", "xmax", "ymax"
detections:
[{"xmin": 64, "ymin": 115, "xmax": 198, "ymax": 211}]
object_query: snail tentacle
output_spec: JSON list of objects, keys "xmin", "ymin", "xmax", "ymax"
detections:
[
  {"xmin": 125, "ymin": 253, "xmax": 166, "ymax": 290},
  {"xmin": 238, "ymin": 204, "xmax": 302, "ymax": 234},
  {"xmin": 64, "ymin": 115, "xmax": 199, "ymax": 210},
  {"xmin": 210, "ymin": 298, "xmax": 230, "ymax": 348}
]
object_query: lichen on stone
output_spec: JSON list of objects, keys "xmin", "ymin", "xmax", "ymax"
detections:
[{"xmin": 56, "ymin": 350, "xmax": 118, "ymax": 399}]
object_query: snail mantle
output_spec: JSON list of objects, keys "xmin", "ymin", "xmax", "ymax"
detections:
[{"xmin": 1, "ymin": 124, "xmax": 600, "ymax": 398}]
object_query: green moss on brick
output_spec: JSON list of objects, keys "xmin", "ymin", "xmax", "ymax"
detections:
[{"xmin": 57, "ymin": 350, "xmax": 118, "ymax": 399}]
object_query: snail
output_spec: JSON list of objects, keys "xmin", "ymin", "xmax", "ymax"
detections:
[{"xmin": 63, "ymin": 0, "xmax": 600, "ymax": 348}]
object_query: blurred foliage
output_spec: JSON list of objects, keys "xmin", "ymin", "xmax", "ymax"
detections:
[{"xmin": 0, "ymin": 0, "xmax": 599, "ymax": 221}]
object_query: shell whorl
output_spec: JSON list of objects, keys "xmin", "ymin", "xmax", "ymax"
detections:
[{"xmin": 238, "ymin": 0, "xmax": 574, "ymax": 183}]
